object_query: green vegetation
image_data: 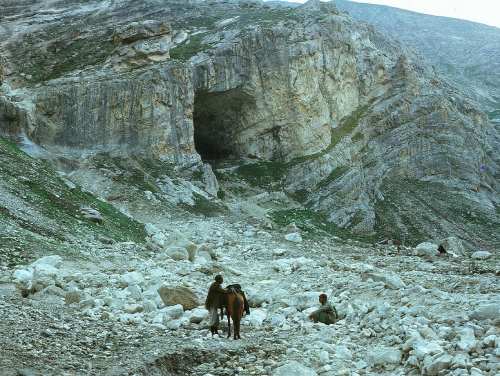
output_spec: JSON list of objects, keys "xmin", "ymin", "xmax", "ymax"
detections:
[
  {"xmin": 374, "ymin": 177, "xmax": 500, "ymax": 247},
  {"xmin": 0, "ymin": 138, "xmax": 147, "ymax": 254},
  {"xmin": 330, "ymin": 105, "xmax": 369, "ymax": 149},
  {"xmin": 315, "ymin": 166, "xmax": 349, "ymax": 190},
  {"xmin": 180, "ymin": 193, "xmax": 227, "ymax": 217},
  {"xmin": 270, "ymin": 208, "xmax": 375, "ymax": 242},
  {"xmin": 90, "ymin": 154, "xmax": 176, "ymax": 194},
  {"xmin": 235, "ymin": 161, "xmax": 289, "ymax": 189},
  {"xmin": 170, "ymin": 34, "xmax": 209, "ymax": 61},
  {"xmin": 352, "ymin": 132, "xmax": 364, "ymax": 142}
]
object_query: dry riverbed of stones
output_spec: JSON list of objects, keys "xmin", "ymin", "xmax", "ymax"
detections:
[{"xmin": 0, "ymin": 215, "xmax": 498, "ymax": 376}]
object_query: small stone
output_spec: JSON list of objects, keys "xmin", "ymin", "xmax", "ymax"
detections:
[
  {"xmin": 285, "ymin": 232, "xmax": 303, "ymax": 243},
  {"xmin": 124, "ymin": 304, "xmax": 143, "ymax": 314}
]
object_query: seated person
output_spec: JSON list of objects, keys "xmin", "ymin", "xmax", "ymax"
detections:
[{"xmin": 309, "ymin": 293, "xmax": 338, "ymax": 325}]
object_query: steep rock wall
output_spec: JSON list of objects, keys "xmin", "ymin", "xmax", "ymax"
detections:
[{"xmin": 0, "ymin": 0, "xmax": 498, "ymax": 246}]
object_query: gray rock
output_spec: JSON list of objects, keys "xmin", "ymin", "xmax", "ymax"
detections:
[
  {"xmin": 285, "ymin": 232, "xmax": 303, "ymax": 243},
  {"xmin": 80, "ymin": 207, "xmax": 103, "ymax": 224},
  {"xmin": 367, "ymin": 346, "xmax": 402, "ymax": 366},
  {"xmin": 439, "ymin": 236, "xmax": 466, "ymax": 256},
  {"xmin": 272, "ymin": 361, "xmax": 318, "ymax": 376},
  {"xmin": 471, "ymin": 251, "xmax": 492, "ymax": 260},
  {"xmin": 470, "ymin": 304, "xmax": 500, "ymax": 321},
  {"xmin": 423, "ymin": 353, "xmax": 453, "ymax": 375},
  {"xmin": 415, "ymin": 242, "xmax": 438, "ymax": 257},
  {"xmin": 166, "ymin": 246, "xmax": 189, "ymax": 261},
  {"xmin": 362, "ymin": 271, "xmax": 405, "ymax": 289}
]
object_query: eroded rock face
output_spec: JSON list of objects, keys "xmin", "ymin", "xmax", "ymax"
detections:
[{"xmin": 0, "ymin": 0, "xmax": 498, "ymax": 244}]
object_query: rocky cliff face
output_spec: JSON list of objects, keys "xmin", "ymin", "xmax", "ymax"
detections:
[
  {"xmin": 0, "ymin": 0, "xmax": 498, "ymax": 246},
  {"xmin": 335, "ymin": 0, "xmax": 500, "ymax": 118}
]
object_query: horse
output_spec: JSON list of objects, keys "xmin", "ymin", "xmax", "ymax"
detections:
[{"xmin": 224, "ymin": 285, "xmax": 245, "ymax": 340}]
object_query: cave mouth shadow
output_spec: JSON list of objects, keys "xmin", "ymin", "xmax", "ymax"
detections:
[{"xmin": 193, "ymin": 88, "xmax": 253, "ymax": 163}]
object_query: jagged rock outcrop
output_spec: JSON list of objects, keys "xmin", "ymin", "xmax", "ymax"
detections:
[{"xmin": 0, "ymin": 0, "xmax": 498, "ymax": 245}]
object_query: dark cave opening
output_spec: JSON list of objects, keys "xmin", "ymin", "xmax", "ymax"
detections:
[{"xmin": 193, "ymin": 89, "xmax": 252, "ymax": 161}]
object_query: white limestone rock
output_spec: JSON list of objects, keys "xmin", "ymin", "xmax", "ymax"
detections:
[
  {"xmin": 272, "ymin": 361, "xmax": 317, "ymax": 376},
  {"xmin": 166, "ymin": 246, "xmax": 189, "ymax": 261},
  {"xmin": 470, "ymin": 303, "xmax": 499, "ymax": 321},
  {"xmin": 164, "ymin": 304, "xmax": 184, "ymax": 319},
  {"xmin": 415, "ymin": 242, "xmax": 438, "ymax": 257},
  {"xmin": 188, "ymin": 308, "xmax": 208, "ymax": 324},
  {"xmin": 367, "ymin": 346, "xmax": 401, "ymax": 366},
  {"xmin": 244, "ymin": 309, "xmax": 267, "ymax": 327},
  {"xmin": 471, "ymin": 251, "xmax": 492, "ymax": 260},
  {"xmin": 285, "ymin": 232, "xmax": 303, "ymax": 243},
  {"xmin": 120, "ymin": 271, "xmax": 144, "ymax": 287},
  {"xmin": 423, "ymin": 353, "xmax": 453, "ymax": 376},
  {"xmin": 457, "ymin": 327, "xmax": 477, "ymax": 352},
  {"xmin": 362, "ymin": 271, "xmax": 405, "ymax": 289}
]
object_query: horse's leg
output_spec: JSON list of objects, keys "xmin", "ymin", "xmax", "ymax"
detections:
[
  {"xmin": 232, "ymin": 314, "xmax": 237, "ymax": 340},
  {"xmin": 227, "ymin": 311, "xmax": 231, "ymax": 338}
]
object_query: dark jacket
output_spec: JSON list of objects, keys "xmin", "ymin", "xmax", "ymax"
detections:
[{"xmin": 205, "ymin": 282, "xmax": 227, "ymax": 309}]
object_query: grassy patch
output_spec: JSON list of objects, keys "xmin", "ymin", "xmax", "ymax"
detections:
[
  {"xmin": 0, "ymin": 138, "xmax": 146, "ymax": 245},
  {"xmin": 330, "ymin": 105, "xmax": 368, "ymax": 149},
  {"xmin": 180, "ymin": 193, "xmax": 227, "ymax": 217},
  {"xmin": 352, "ymin": 132, "xmax": 364, "ymax": 142},
  {"xmin": 170, "ymin": 34, "xmax": 208, "ymax": 61},
  {"xmin": 235, "ymin": 161, "xmax": 289, "ymax": 190},
  {"xmin": 270, "ymin": 208, "xmax": 375, "ymax": 242},
  {"xmin": 374, "ymin": 177, "xmax": 500, "ymax": 248},
  {"xmin": 316, "ymin": 166, "xmax": 349, "ymax": 190}
]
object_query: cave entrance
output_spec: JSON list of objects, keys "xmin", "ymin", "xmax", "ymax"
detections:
[{"xmin": 193, "ymin": 89, "xmax": 252, "ymax": 162}]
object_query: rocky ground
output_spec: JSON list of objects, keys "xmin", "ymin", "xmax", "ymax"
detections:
[{"xmin": 1, "ymin": 204, "xmax": 498, "ymax": 375}]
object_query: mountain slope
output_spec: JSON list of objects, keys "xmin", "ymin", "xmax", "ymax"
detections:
[
  {"xmin": 335, "ymin": 0, "xmax": 500, "ymax": 118},
  {"xmin": 0, "ymin": 0, "xmax": 498, "ymax": 248}
]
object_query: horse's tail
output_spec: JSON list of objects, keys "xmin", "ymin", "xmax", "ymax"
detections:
[{"xmin": 229, "ymin": 293, "xmax": 241, "ymax": 319}]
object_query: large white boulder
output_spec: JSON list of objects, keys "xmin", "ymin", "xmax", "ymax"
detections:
[
  {"xmin": 31, "ymin": 255, "xmax": 63, "ymax": 268},
  {"xmin": 188, "ymin": 308, "xmax": 208, "ymax": 324},
  {"xmin": 120, "ymin": 271, "xmax": 144, "ymax": 287},
  {"xmin": 244, "ymin": 309, "xmax": 267, "ymax": 326},
  {"xmin": 285, "ymin": 232, "xmax": 303, "ymax": 243},
  {"xmin": 415, "ymin": 242, "xmax": 438, "ymax": 257},
  {"xmin": 457, "ymin": 327, "xmax": 477, "ymax": 352},
  {"xmin": 423, "ymin": 353, "xmax": 453, "ymax": 376},
  {"xmin": 164, "ymin": 304, "xmax": 184, "ymax": 319},
  {"xmin": 471, "ymin": 251, "xmax": 492, "ymax": 260},
  {"xmin": 362, "ymin": 271, "xmax": 405, "ymax": 289},
  {"xmin": 284, "ymin": 291, "xmax": 322, "ymax": 311},
  {"xmin": 166, "ymin": 246, "xmax": 189, "ymax": 261},
  {"xmin": 272, "ymin": 361, "xmax": 317, "ymax": 376},
  {"xmin": 439, "ymin": 236, "xmax": 466, "ymax": 256},
  {"xmin": 470, "ymin": 303, "xmax": 499, "ymax": 321}
]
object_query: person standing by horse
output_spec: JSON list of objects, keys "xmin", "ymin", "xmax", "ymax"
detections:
[
  {"xmin": 205, "ymin": 275, "xmax": 227, "ymax": 336},
  {"xmin": 309, "ymin": 293, "xmax": 338, "ymax": 325}
]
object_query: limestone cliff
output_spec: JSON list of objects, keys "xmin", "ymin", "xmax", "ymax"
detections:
[{"xmin": 0, "ymin": 0, "xmax": 498, "ymax": 247}]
